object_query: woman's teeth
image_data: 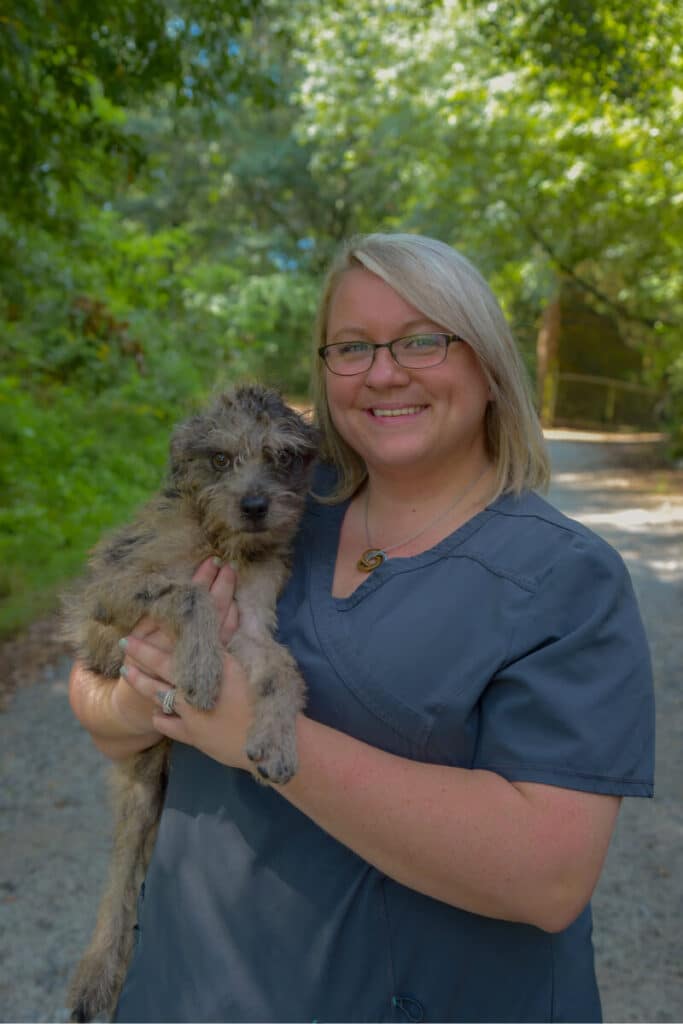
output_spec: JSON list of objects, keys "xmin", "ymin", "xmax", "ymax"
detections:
[{"xmin": 371, "ymin": 406, "xmax": 424, "ymax": 417}]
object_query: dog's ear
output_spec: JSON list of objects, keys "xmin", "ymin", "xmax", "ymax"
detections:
[
  {"xmin": 168, "ymin": 427, "xmax": 187, "ymax": 487},
  {"xmin": 298, "ymin": 418, "xmax": 320, "ymax": 461},
  {"xmin": 233, "ymin": 384, "xmax": 293, "ymax": 424},
  {"xmin": 215, "ymin": 390, "xmax": 238, "ymax": 414},
  {"xmin": 274, "ymin": 402, "xmax": 319, "ymax": 458},
  {"xmin": 168, "ymin": 414, "xmax": 204, "ymax": 488},
  {"xmin": 261, "ymin": 387, "xmax": 293, "ymax": 421}
]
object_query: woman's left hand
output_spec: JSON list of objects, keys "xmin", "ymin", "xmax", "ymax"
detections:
[{"xmin": 119, "ymin": 558, "xmax": 253, "ymax": 772}]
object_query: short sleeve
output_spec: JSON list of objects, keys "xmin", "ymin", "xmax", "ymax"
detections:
[{"xmin": 472, "ymin": 533, "xmax": 655, "ymax": 796}]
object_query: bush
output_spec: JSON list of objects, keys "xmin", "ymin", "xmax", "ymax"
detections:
[{"xmin": 0, "ymin": 210, "xmax": 318, "ymax": 637}]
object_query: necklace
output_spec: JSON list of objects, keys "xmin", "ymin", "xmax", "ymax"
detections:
[{"xmin": 357, "ymin": 466, "xmax": 492, "ymax": 573}]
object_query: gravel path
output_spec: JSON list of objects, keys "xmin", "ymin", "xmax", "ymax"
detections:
[{"xmin": 1, "ymin": 434, "xmax": 682, "ymax": 1023}]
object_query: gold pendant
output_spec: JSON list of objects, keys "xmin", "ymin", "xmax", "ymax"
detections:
[{"xmin": 357, "ymin": 548, "xmax": 386, "ymax": 573}]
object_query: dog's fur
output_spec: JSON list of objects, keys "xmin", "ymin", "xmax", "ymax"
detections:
[{"xmin": 62, "ymin": 385, "xmax": 318, "ymax": 1021}]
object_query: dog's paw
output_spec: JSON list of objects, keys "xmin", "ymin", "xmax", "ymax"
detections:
[
  {"xmin": 70, "ymin": 999, "xmax": 92, "ymax": 1023},
  {"xmin": 251, "ymin": 751, "xmax": 298, "ymax": 785},
  {"xmin": 68, "ymin": 981, "xmax": 103, "ymax": 1023},
  {"xmin": 246, "ymin": 719, "xmax": 298, "ymax": 785},
  {"xmin": 183, "ymin": 683, "xmax": 219, "ymax": 712},
  {"xmin": 175, "ymin": 644, "xmax": 223, "ymax": 710}
]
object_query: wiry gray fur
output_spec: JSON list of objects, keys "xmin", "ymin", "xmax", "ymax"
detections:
[{"xmin": 61, "ymin": 385, "xmax": 318, "ymax": 1022}]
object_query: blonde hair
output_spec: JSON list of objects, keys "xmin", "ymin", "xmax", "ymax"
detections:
[{"xmin": 312, "ymin": 232, "xmax": 550, "ymax": 502}]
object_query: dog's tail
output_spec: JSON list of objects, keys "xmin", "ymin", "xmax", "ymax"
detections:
[{"xmin": 68, "ymin": 741, "xmax": 170, "ymax": 1022}]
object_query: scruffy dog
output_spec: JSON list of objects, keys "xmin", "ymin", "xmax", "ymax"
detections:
[{"xmin": 62, "ymin": 385, "xmax": 318, "ymax": 1022}]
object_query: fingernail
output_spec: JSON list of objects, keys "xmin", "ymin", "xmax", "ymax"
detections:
[
  {"xmin": 228, "ymin": 560, "xmax": 239, "ymax": 572},
  {"xmin": 120, "ymin": 664, "xmax": 128, "ymax": 679},
  {"xmin": 212, "ymin": 556, "xmax": 223, "ymax": 567},
  {"xmin": 118, "ymin": 637, "xmax": 128, "ymax": 650}
]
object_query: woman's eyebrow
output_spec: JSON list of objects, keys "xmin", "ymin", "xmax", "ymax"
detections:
[{"xmin": 328, "ymin": 319, "xmax": 442, "ymax": 342}]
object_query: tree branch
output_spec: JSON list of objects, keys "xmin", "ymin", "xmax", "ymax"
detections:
[{"xmin": 507, "ymin": 202, "xmax": 676, "ymax": 330}]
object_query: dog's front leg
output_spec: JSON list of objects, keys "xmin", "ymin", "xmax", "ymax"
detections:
[
  {"xmin": 131, "ymin": 575, "xmax": 223, "ymax": 710},
  {"xmin": 228, "ymin": 562, "xmax": 305, "ymax": 783},
  {"xmin": 229, "ymin": 629, "xmax": 306, "ymax": 784}
]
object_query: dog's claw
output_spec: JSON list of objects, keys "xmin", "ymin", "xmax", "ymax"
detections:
[
  {"xmin": 70, "ymin": 994, "xmax": 96, "ymax": 1023},
  {"xmin": 245, "ymin": 741, "xmax": 263, "ymax": 763},
  {"xmin": 175, "ymin": 644, "xmax": 224, "ymax": 710},
  {"xmin": 184, "ymin": 687, "xmax": 218, "ymax": 711},
  {"xmin": 247, "ymin": 730, "xmax": 297, "ymax": 784},
  {"xmin": 255, "ymin": 759, "xmax": 295, "ymax": 785}
]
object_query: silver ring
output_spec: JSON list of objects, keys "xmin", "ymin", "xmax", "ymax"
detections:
[{"xmin": 160, "ymin": 689, "xmax": 177, "ymax": 716}]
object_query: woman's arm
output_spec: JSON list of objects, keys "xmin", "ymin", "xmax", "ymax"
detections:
[
  {"xmin": 121, "ymin": 625, "xmax": 621, "ymax": 933},
  {"xmin": 283, "ymin": 715, "xmax": 620, "ymax": 932}
]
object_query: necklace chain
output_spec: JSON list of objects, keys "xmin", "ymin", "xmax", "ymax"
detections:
[{"xmin": 357, "ymin": 466, "xmax": 492, "ymax": 573}]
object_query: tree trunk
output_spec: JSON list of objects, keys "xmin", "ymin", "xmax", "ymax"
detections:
[{"xmin": 537, "ymin": 294, "xmax": 561, "ymax": 426}]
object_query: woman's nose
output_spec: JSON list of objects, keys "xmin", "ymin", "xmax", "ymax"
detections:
[{"xmin": 363, "ymin": 345, "xmax": 410, "ymax": 387}]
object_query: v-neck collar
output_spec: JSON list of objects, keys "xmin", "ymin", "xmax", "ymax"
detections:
[{"xmin": 311, "ymin": 494, "xmax": 505, "ymax": 610}]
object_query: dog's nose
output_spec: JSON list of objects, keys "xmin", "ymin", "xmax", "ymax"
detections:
[{"xmin": 240, "ymin": 494, "xmax": 269, "ymax": 521}]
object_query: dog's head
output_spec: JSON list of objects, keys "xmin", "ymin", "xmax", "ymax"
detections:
[{"xmin": 169, "ymin": 386, "xmax": 318, "ymax": 554}]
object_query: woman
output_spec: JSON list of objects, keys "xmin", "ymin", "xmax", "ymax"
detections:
[{"xmin": 70, "ymin": 233, "xmax": 654, "ymax": 1023}]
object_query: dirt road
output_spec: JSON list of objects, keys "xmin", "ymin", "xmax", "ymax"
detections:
[
  {"xmin": 545, "ymin": 433, "xmax": 683, "ymax": 1023},
  {"xmin": 1, "ymin": 433, "xmax": 682, "ymax": 1023}
]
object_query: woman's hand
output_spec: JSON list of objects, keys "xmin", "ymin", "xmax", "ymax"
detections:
[
  {"xmin": 69, "ymin": 657, "xmax": 163, "ymax": 759},
  {"xmin": 119, "ymin": 558, "xmax": 253, "ymax": 772}
]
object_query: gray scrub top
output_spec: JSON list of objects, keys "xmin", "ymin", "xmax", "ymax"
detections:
[{"xmin": 115, "ymin": 480, "xmax": 654, "ymax": 1024}]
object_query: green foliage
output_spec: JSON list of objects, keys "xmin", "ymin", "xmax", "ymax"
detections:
[
  {"xmin": 0, "ymin": 183, "xmax": 318, "ymax": 636},
  {"xmin": 207, "ymin": 273, "xmax": 320, "ymax": 395},
  {"xmin": 289, "ymin": 0, "xmax": 683, "ymax": 426},
  {"xmin": 0, "ymin": 210, "xmax": 202, "ymax": 635},
  {"xmin": 2, "ymin": 0, "xmax": 683, "ymax": 638},
  {"xmin": 0, "ymin": 377, "xmax": 170, "ymax": 632},
  {"xmin": 0, "ymin": 0, "xmax": 264, "ymax": 226}
]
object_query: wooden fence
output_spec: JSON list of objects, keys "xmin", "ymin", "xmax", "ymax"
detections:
[{"xmin": 542, "ymin": 372, "xmax": 660, "ymax": 430}]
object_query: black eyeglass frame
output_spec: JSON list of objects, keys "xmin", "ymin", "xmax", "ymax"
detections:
[{"xmin": 318, "ymin": 333, "xmax": 465, "ymax": 376}]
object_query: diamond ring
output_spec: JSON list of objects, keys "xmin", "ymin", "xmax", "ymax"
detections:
[{"xmin": 160, "ymin": 689, "xmax": 177, "ymax": 716}]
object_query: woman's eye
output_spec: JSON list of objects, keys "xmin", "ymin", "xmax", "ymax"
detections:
[
  {"xmin": 403, "ymin": 334, "xmax": 440, "ymax": 351},
  {"xmin": 338, "ymin": 342, "xmax": 371, "ymax": 356},
  {"xmin": 211, "ymin": 452, "xmax": 230, "ymax": 470}
]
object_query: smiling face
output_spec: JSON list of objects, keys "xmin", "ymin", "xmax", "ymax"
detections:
[{"xmin": 323, "ymin": 267, "xmax": 492, "ymax": 483}]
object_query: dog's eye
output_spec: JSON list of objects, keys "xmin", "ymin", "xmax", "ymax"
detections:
[
  {"xmin": 211, "ymin": 452, "xmax": 231, "ymax": 471},
  {"xmin": 269, "ymin": 449, "xmax": 295, "ymax": 468}
]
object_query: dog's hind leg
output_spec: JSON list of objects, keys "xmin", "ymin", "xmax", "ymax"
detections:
[{"xmin": 68, "ymin": 742, "xmax": 169, "ymax": 1022}]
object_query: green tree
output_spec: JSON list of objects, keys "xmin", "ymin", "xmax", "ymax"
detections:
[
  {"xmin": 0, "ymin": 0, "xmax": 262, "ymax": 225},
  {"xmin": 3, "ymin": 0, "xmax": 682, "ymax": 637},
  {"xmin": 287, "ymin": 0, "xmax": 683, "ymax": 425}
]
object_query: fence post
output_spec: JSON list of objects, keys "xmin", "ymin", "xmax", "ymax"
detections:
[{"xmin": 605, "ymin": 385, "xmax": 616, "ymax": 423}]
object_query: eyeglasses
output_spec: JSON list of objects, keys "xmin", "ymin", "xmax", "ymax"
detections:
[{"xmin": 318, "ymin": 333, "xmax": 464, "ymax": 376}]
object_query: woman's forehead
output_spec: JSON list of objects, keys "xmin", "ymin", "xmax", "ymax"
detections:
[{"xmin": 326, "ymin": 267, "xmax": 441, "ymax": 338}]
